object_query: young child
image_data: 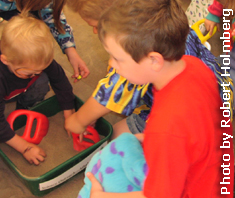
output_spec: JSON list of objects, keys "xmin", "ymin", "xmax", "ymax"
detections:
[
  {"xmin": 0, "ymin": 0, "xmax": 90, "ymax": 82},
  {"xmin": 0, "ymin": 14, "xmax": 75, "ymax": 165},
  {"xmin": 65, "ymin": 0, "xmax": 233, "ymax": 140},
  {"xmin": 82, "ymin": 0, "xmax": 234, "ymax": 197},
  {"xmin": 66, "ymin": 0, "xmax": 149, "ymax": 139}
]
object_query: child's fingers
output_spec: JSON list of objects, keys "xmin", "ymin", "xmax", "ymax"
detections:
[
  {"xmin": 80, "ymin": 68, "xmax": 90, "ymax": 78},
  {"xmin": 79, "ymin": 133, "xmax": 84, "ymax": 142},
  {"xmin": 209, "ymin": 24, "xmax": 215, "ymax": 36},
  {"xmin": 205, "ymin": 23, "xmax": 209, "ymax": 32},
  {"xmin": 87, "ymin": 172, "xmax": 103, "ymax": 192},
  {"xmin": 31, "ymin": 158, "xmax": 40, "ymax": 165},
  {"xmin": 73, "ymin": 66, "xmax": 80, "ymax": 78},
  {"xmin": 29, "ymin": 153, "xmax": 45, "ymax": 165},
  {"xmin": 204, "ymin": 19, "xmax": 211, "ymax": 31},
  {"xmin": 37, "ymin": 154, "xmax": 46, "ymax": 163},
  {"xmin": 89, "ymin": 121, "xmax": 96, "ymax": 128},
  {"xmin": 217, "ymin": 24, "xmax": 220, "ymax": 32},
  {"xmin": 67, "ymin": 130, "xmax": 72, "ymax": 138},
  {"xmin": 39, "ymin": 149, "xmax": 47, "ymax": 158},
  {"xmin": 71, "ymin": 74, "xmax": 79, "ymax": 83},
  {"xmin": 209, "ymin": 28, "xmax": 213, "ymax": 36}
]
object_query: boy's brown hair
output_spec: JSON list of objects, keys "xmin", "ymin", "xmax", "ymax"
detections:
[
  {"xmin": 1, "ymin": 15, "xmax": 54, "ymax": 67},
  {"xmin": 15, "ymin": 0, "xmax": 66, "ymax": 33},
  {"xmin": 66, "ymin": 0, "xmax": 116, "ymax": 20},
  {"xmin": 98, "ymin": 0, "xmax": 189, "ymax": 62}
]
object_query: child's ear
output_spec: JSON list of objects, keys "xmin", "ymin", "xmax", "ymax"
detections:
[
  {"xmin": 0, "ymin": 54, "xmax": 8, "ymax": 65},
  {"xmin": 147, "ymin": 52, "xmax": 164, "ymax": 72}
]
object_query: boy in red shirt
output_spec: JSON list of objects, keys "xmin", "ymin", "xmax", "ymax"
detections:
[{"xmin": 85, "ymin": 0, "xmax": 234, "ymax": 197}]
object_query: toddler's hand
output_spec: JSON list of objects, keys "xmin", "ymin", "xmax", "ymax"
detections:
[{"xmin": 22, "ymin": 143, "xmax": 46, "ymax": 165}]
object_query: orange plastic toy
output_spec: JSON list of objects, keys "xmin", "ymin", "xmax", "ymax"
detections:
[
  {"xmin": 72, "ymin": 126, "xmax": 100, "ymax": 152},
  {"xmin": 7, "ymin": 110, "xmax": 49, "ymax": 144}
]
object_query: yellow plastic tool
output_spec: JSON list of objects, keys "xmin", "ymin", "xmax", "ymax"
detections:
[{"xmin": 191, "ymin": 18, "xmax": 217, "ymax": 44}]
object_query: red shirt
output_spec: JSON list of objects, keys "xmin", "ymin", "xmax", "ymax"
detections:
[{"xmin": 143, "ymin": 55, "xmax": 234, "ymax": 197}]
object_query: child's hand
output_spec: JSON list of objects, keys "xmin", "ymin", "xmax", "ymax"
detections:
[
  {"xmin": 75, "ymin": 120, "xmax": 97, "ymax": 142},
  {"xmin": 204, "ymin": 19, "xmax": 220, "ymax": 36},
  {"xmin": 6, "ymin": 134, "xmax": 46, "ymax": 165},
  {"xmin": 65, "ymin": 112, "xmax": 87, "ymax": 135},
  {"xmin": 87, "ymin": 172, "xmax": 104, "ymax": 198},
  {"xmin": 22, "ymin": 143, "xmax": 46, "ymax": 165},
  {"xmin": 70, "ymin": 58, "xmax": 90, "ymax": 83},
  {"xmin": 64, "ymin": 47, "xmax": 90, "ymax": 83}
]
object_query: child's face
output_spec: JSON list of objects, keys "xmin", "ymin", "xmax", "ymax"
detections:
[
  {"xmin": 7, "ymin": 62, "xmax": 48, "ymax": 79},
  {"xmin": 103, "ymin": 35, "xmax": 153, "ymax": 85}
]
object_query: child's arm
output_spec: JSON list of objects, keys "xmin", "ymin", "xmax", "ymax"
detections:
[
  {"xmin": 63, "ymin": 108, "xmax": 75, "ymax": 137},
  {"xmin": 40, "ymin": 3, "xmax": 90, "ymax": 82},
  {"xmin": 64, "ymin": 47, "xmax": 90, "ymax": 83},
  {"xmin": 65, "ymin": 96, "xmax": 111, "ymax": 134},
  {"xmin": 44, "ymin": 59, "xmax": 75, "ymax": 111},
  {"xmin": 87, "ymin": 172, "xmax": 146, "ymax": 198},
  {"xmin": 6, "ymin": 134, "xmax": 46, "ymax": 165}
]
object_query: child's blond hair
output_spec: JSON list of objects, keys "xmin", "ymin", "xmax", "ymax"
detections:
[
  {"xmin": 67, "ymin": 0, "xmax": 116, "ymax": 20},
  {"xmin": 1, "ymin": 15, "xmax": 54, "ymax": 67},
  {"xmin": 98, "ymin": 0, "xmax": 189, "ymax": 62}
]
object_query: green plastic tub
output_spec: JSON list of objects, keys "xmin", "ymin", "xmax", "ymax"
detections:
[{"xmin": 0, "ymin": 95, "xmax": 113, "ymax": 196}]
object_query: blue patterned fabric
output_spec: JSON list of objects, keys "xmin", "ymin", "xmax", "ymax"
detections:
[
  {"xmin": 78, "ymin": 133, "xmax": 147, "ymax": 198},
  {"xmin": 0, "ymin": 0, "xmax": 16, "ymax": 10},
  {"xmin": 40, "ymin": 2, "xmax": 75, "ymax": 52}
]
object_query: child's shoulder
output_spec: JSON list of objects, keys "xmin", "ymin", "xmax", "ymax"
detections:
[
  {"xmin": 182, "ymin": 55, "xmax": 216, "ymax": 76},
  {"xmin": 182, "ymin": 54, "xmax": 205, "ymax": 64}
]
